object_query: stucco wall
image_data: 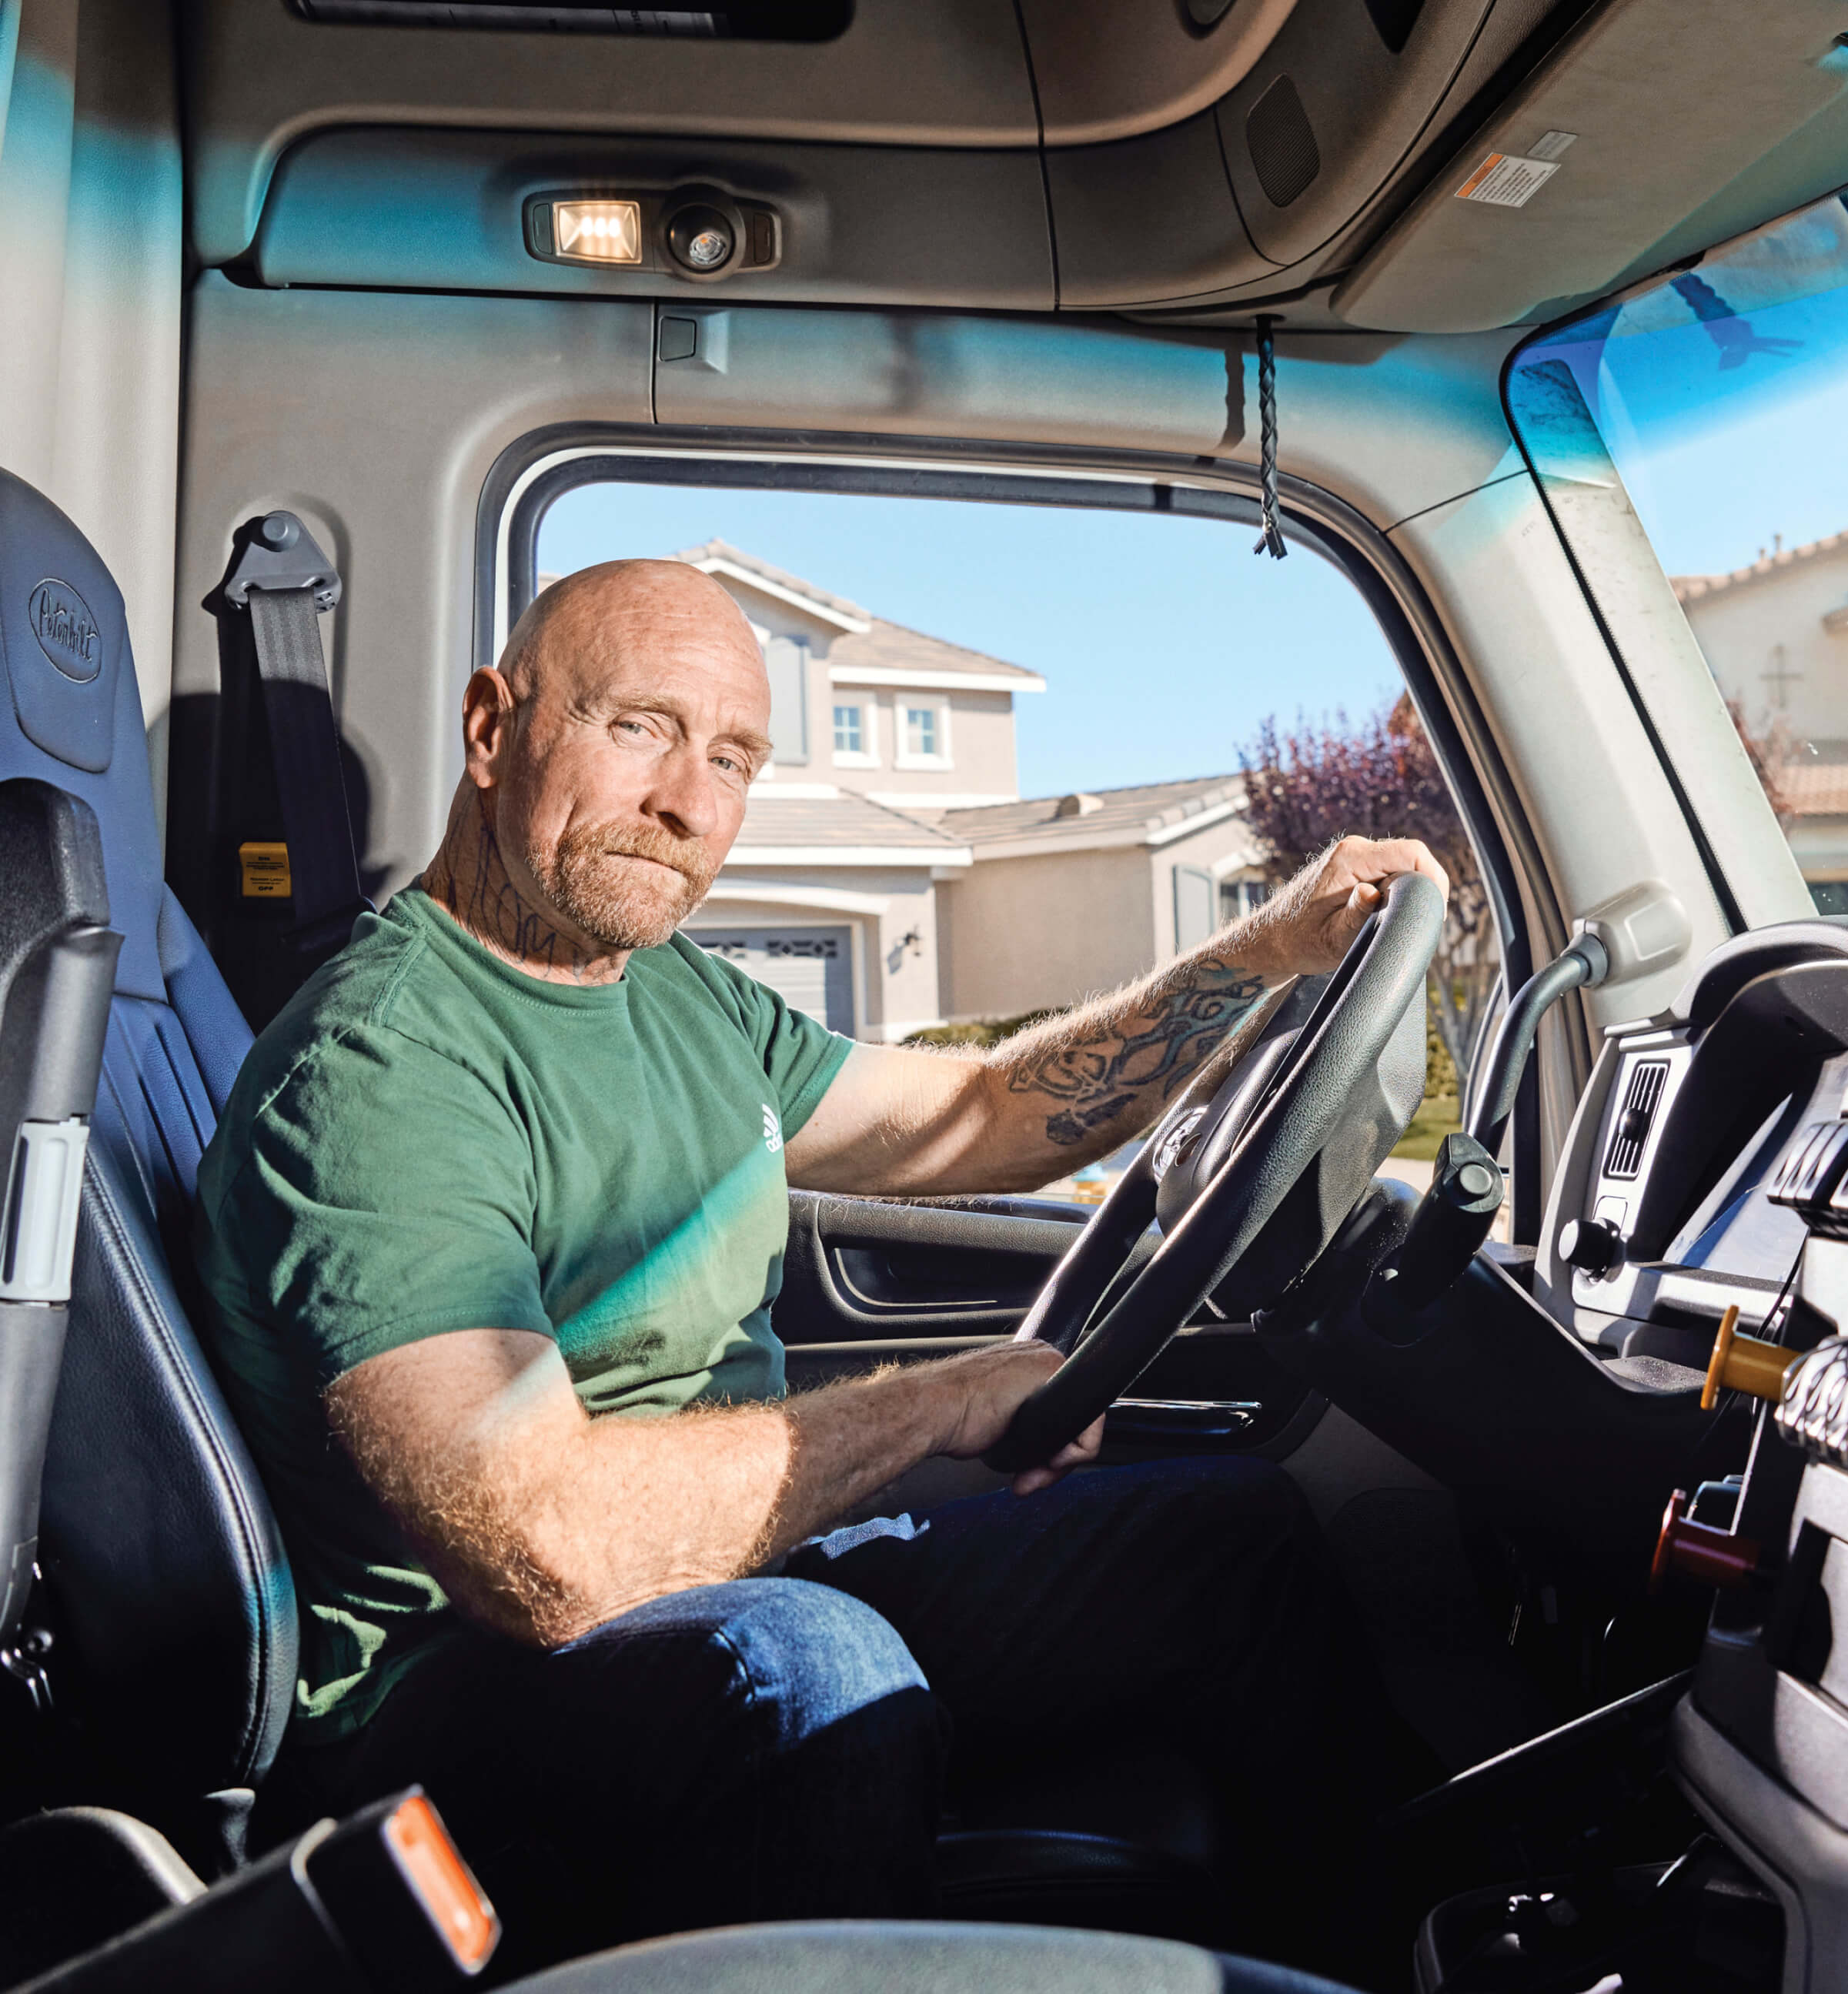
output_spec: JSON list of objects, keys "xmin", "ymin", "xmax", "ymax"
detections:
[
  {"xmin": 1682, "ymin": 549, "xmax": 1848, "ymax": 746},
  {"xmin": 938, "ymin": 845, "xmax": 1153, "ymax": 1020},
  {"xmin": 824, "ymin": 683, "xmax": 1021, "ymax": 805},
  {"xmin": 937, "ymin": 810, "xmax": 1272, "ymax": 1021},
  {"xmin": 702, "ymin": 571, "xmax": 1024, "ymax": 805},
  {"xmin": 1154, "ymin": 814, "xmax": 1272, "ymax": 955},
  {"xmin": 861, "ymin": 690, "xmax": 1021, "ymax": 805}
]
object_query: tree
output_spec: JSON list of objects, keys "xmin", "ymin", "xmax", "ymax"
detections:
[{"xmin": 1240, "ymin": 697, "xmax": 1499, "ymax": 1097}]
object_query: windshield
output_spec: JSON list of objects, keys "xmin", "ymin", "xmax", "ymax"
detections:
[{"xmin": 1507, "ymin": 187, "xmax": 1848, "ymax": 916}]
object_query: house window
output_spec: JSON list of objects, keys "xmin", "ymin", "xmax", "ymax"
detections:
[
  {"xmin": 1221, "ymin": 879, "xmax": 1272, "ymax": 924},
  {"xmin": 832, "ymin": 704, "xmax": 863, "ymax": 754},
  {"xmin": 905, "ymin": 706, "xmax": 938, "ymax": 757}
]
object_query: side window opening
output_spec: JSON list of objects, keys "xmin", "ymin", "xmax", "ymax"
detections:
[{"xmin": 529, "ymin": 473, "xmax": 1510, "ymax": 1209}]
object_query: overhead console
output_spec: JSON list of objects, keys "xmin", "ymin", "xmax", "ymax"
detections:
[
  {"xmin": 186, "ymin": 0, "xmax": 1589, "ymax": 316},
  {"xmin": 184, "ymin": 0, "xmax": 1296, "ymax": 276},
  {"xmin": 183, "ymin": 0, "xmax": 1848, "ymax": 324}
]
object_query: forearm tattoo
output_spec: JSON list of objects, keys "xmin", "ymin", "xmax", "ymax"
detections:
[{"xmin": 1001, "ymin": 963, "xmax": 1268, "ymax": 1147}]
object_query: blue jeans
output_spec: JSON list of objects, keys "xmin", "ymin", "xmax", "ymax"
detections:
[{"xmin": 259, "ymin": 1459, "xmax": 1392, "ymax": 1979}]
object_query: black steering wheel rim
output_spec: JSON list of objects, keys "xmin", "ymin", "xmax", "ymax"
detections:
[{"xmin": 984, "ymin": 870, "xmax": 1445, "ymax": 1474}]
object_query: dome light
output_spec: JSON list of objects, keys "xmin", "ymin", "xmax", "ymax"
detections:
[{"xmin": 553, "ymin": 200, "xmax": 642, "ymax": 265}]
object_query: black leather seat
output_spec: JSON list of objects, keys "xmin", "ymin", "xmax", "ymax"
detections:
[
  {"xmin": 0, "ymin": 468, "xmax": 1225, "ymax": 1947},
  {"xmin": 0, "ymin": 470, "xmax": 295, "ymax": 1874}
]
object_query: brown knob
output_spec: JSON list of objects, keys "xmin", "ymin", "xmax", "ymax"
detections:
[
  {"xmin": 1649, "ymin": 1488, "xmax": 1762, "ymax": 1595},
  {"xmin": 1702, "ymin": 1304, "xmax": 1802, "ymax": 1411}
]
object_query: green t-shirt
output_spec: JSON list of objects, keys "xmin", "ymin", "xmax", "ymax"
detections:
[{"xmin": 193, "ymin": 888, "xmax": 853, "ymax": 1741}]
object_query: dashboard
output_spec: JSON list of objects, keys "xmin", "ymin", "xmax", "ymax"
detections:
[{"xmin": 1540, "ymin": 920, "xmax": 1848, "ymax": 1365}]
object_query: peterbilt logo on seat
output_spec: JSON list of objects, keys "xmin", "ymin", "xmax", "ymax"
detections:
[
  {"xmin": 28, "ymin": 578, "xmax": 102, "ymax": 683},
  {"xmin": 1151, "ymin": 1105, "xmax": 1209, "ymax": 1182}
]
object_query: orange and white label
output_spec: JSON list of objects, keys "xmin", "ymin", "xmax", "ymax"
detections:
[{"xmin": 1455, "ymin": 153, "xmax": 1561, "ymax": 209}]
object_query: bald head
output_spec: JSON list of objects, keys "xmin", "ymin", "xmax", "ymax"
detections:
[
  {"xmin": 438, "ymin": 557, "xmax": 777, "ymax": 973},
  {"xmin": 501, "ymin": 559, "xmax": 768, "ymax": 711}
]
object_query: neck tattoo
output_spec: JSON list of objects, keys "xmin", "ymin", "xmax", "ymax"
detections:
[{"xmin": 416, "ymin": 797, "xmax": 623, "ymax": 987}]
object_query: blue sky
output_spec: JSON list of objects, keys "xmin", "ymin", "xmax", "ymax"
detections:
[
  {"xmin": 539, "ymin": 484, "xmax": 1402, "ymax": 800},
  {"xmin": 1606, "ymin": 352, "xmax": 1848, "ymax": 579},
  {"xmin": 1520, "ymin": 203, "xmax": 1848, "ymax": 576}
]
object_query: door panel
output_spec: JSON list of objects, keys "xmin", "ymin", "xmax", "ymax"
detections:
[
  {"xmin": 780, "ymin": 1191, "xmax": 1086, "ymax": 1344},
  {"xmin": 777, "ymin": 1190, "xmax": 1317, "ymax": 1457}
]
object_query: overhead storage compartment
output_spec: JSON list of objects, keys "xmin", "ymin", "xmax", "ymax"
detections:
[
  {"xmin": 182, "ymin": 0, "xmax": 1302, "ymax": 272},
  {"xmin": 1334, "ymin": 0, "xmax": 1848, "ymax": 331},
  {"xmin": 182, "ymin": 0, "xmax": 1044, "ymax": 266},
  {"xmin": 1041, "ymin": 0, "xmax": 1584, "ymax": 313},
  {"xmin": 1016, "ymin": 0, "xmax": 1300, "ymax": 147}
]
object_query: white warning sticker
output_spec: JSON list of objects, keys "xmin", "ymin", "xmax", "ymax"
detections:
[
  {"xmin": 1454, "ymin": 152, "xmax": 1561, "ymax": 209},
  {"xmin": 1529, "ymin": 129, "xmax": 1578, "ymax": 162}
]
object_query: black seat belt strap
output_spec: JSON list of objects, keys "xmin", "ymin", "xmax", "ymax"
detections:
[{"xmin": 220, "ymin": 513, "xmax": 369, "ymax": 956}]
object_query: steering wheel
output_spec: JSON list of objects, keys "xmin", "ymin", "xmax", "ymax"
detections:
[{"xmin": 984, "ymin": 870, "xmax": 1445, "ymax": 1474}]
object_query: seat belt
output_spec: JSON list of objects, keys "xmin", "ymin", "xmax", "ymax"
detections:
[{"xmin": 219, "ymin": 513, "xmax": 370, "ymax": 960}]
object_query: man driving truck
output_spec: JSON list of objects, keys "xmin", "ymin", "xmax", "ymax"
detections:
[{"xmin": 195, "ymin": 558, "xmax": 1447, "ymax": 1971}]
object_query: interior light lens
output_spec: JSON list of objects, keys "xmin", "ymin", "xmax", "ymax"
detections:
[
  {"xmin": 553, "ymin": 200, "xmax": 642, "ymax": 266},
  {"xmin": 666, "ymin": 202, "xmax": 738, "ymax": 274}
]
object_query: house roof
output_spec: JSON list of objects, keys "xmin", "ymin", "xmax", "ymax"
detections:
[
  {"xmin": 729, "ymin": 787, "xmax": 972, "ymax": 867},
  {"xmin": 1673, "ymin": 527, "xmax": 1848, "ymax": 605},
  {"xmin": 827, "ymin": 617, "xmax": 1044, "ymax": 687},
  {"xmin": 676, "ymin": 539, "xmax": 872, "ymax": 630},
  {"xmin": 1778, "ymin": 761, "xmax": 1848, "ymax": 817},
  {"xmin": 943, "ymin": 774, "xmax": 1248, "ymax": 847},
  {"xmin": 677, "ymin": 539, "xmax": 1044, "ymax": 688}
]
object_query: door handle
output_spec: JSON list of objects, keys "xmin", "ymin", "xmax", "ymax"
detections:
[{"xmin": 1105, "ymin": 1398, "xmax": 1259, "ymax": 1440}]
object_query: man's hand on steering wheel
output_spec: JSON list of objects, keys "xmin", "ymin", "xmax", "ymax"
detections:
[
  {"xmin": 982, "ymin": 863, "xmax": 1449, "ymax": 1476},
  {"xmin": 925, "ymin": 1340, "xmax": 1106, "ymax": 1498},
  {"xmin": 1237, "ymin": 835, "xmax": 1451, "ymax": 978}
]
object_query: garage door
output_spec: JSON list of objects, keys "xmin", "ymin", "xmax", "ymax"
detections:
[{"xmin": 688, "ymin": 926, "xmax": 855, "ymax": 1035}]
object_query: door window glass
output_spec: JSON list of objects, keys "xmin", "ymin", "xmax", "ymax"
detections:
[{"xmin": 536, "ymin": 479, "xmax": 1499, "ymax": 1202}]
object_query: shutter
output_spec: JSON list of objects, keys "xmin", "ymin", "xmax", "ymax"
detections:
[
  {"xmin": 1173, "ymin": 866, "xmax": 1217, "ymax": 954},
  {"xmin": 764, "ymin": 636, "xmax": 809, "ymax": 765}
]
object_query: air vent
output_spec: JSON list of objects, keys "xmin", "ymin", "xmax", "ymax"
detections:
[
  {"xmin": 1246, "ymin": 77, "xmax": 1320, "ymax": 211},
  {"xmin": 1605, "ymin": 1059, "xmax": 1669, "ymax": 1180},
  {"xmin": 286, "ymin": 1, "xmax": 849, "ymax": 37}
]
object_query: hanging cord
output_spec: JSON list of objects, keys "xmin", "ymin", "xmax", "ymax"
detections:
[{"xmin": 1251, "ymin": 315, "xmax": 1288, "ymax": 560}]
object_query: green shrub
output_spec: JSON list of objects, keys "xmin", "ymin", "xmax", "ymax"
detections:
[
  {"xmin": 904, "ymin": 1010, "xmax": 1059, "ymax": 1051},
  {"xmin": 1426, "ymin": 985, "xmax": 1459, "ymax": 1100}
]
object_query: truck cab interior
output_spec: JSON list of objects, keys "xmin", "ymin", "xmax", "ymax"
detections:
[{"xmin": 5, "ymin": 1, "xmax": 1848, "ymax": 1989}]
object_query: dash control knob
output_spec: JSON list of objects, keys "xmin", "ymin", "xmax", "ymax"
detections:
[{"xmin": 1559, "ymin": 1216, "xmax": 1622, "ymax": 1276}]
